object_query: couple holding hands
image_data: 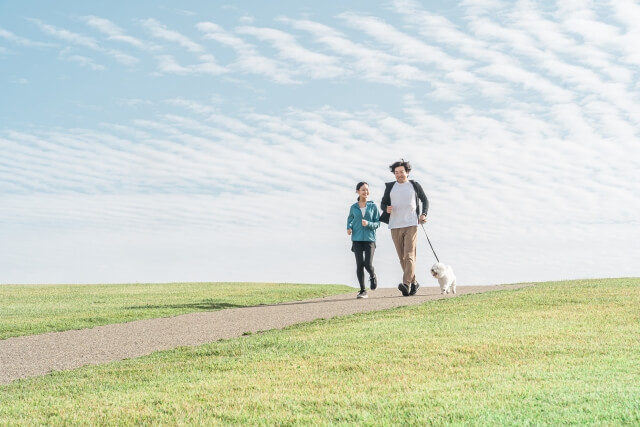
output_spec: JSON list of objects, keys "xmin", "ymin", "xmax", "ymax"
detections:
[{"xmin": 346, "ymin": 159, "xmax": 428, "ymax": 298}]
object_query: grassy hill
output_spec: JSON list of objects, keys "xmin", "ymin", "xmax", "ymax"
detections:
[
  {"xmin": 0, "ymin": 282, "xmax": 353, "ymax": 339},
  {"xmin": 1, "ymin": 278, "xmax": 639, "ymax": 425}
]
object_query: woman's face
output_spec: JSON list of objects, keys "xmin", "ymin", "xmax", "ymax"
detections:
[{"xmin": 357, "ymin": 184, "xmax": 370, "ymax": 200}]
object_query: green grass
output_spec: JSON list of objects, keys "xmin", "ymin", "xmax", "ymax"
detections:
[
  {"xmin": 0, "ymin": 282, "xmax": 353, "ymax": 339},
  {"xmin": 2, "ymin": 278, "xmax": 639, "ymax": 425}
]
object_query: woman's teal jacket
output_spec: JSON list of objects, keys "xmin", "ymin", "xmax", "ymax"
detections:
[{"xmin": 347, "ymin": 201, "xmax": 380, "ymax": 242}]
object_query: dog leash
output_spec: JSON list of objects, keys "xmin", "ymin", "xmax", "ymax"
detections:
[{"xmin": 420, "ymin": 223, "xmax": 440, "ymax": 263}]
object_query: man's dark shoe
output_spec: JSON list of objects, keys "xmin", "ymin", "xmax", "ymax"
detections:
[
  {"xmin": 398, "ymin": 283, "xmax": 410, "ymax": 296},
  {"xmin": 357, "ymin": 290, "xmax": 368, "ymax": 299},
  {"xmin": 369, "ymin": 275, "xmax": 378, "ymax": 290},
  {"xmin": 410, "ymin": 282, "xmax": 420, "ymax": 296}
]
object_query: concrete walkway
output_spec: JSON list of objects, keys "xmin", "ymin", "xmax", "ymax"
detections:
[{"xmin": 0, "ymin": 284, "xmax": 531, "ymax": 384}]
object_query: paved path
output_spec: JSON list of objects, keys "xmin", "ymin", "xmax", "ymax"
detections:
[{"xmin": 0, "ymin": 284, "xmax": 531, "ymax": 384}]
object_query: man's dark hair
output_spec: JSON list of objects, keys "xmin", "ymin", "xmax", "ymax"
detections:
[{"xmin": 389, "ymin": 159, "xmax": 412, "ymax": 174}]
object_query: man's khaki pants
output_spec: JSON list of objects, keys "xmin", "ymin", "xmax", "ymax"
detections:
[{"xmin": 390, "ymin": 225, "xmax": 418, "ymax": 285}]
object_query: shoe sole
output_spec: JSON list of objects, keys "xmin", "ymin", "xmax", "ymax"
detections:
[{"xmin": 397, "ymin": 284, "xmax": 409, "ymax": 297}]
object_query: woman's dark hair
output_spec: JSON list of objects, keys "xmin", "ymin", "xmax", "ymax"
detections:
[
  {"xmin": 389, "ymin": 159, "xmax": 411, "ymax": 173},
  {"xmin": 356, "ymin": 181, "xmax": 368, "ymax": 201}
]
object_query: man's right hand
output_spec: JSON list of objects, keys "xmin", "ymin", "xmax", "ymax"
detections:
[{"xmin": 386, "ymin": 206, "xmax": 392, "ymax": 213}]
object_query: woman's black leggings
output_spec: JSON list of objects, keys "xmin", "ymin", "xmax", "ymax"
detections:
[{"xmin": 352, "ymin": 241, "xmax": 376, "ymax": 290}]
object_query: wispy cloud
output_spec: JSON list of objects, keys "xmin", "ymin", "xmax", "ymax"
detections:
[
  {"xmin": 29, "ymin": 18, "xmax": 139, "ymax": 67},
  {"xmin": 0, "ymin": 26, "xmax": 53, "ymax": 47},
  {"xmin": 118, "ymin": 99, "xmax": 153, "ymax": 107},
  {"xmin": 10, "ymin": 77, "xmax": 29, "ymax": 85},
  {"xmin": 339, "ymin": 12, "xmax": 470, "ymax": 73},
  {"xmin": 82, "ymin": 15, "xmax": 160, "ymax": 51},
  {"xmin": 236, "ymin": 25, "xmax": 344, "ymax": 79},
  {"xmin": 29, "ymin": 18, "xmax": 101, "ymax": 49},
  {"xmin": 197, "ymin": 22, "xmax": 298, "ymax": 84},
  {"xmin": 58, "ymin": 48, "xmax": 105, "ymax": 70},
  {"xmin": 610, "ymin": 0, "xmax": 640, "ymax": 66},
  {"xmin": 155, "ymin": 53, "xmax": 226, "ymax": 76},
  {"xmin": 3, "ymin": 92, "xmax": 639, "ymax": 284},
  {"xmin": 280, "ymin": 17, "xmax": 421, "ymax": 86},
  {"xmin": 141, "ymin": 18, "xmax": 204, "ymax": 53},
  {"xmin": 460, "ymin": 0, "xmax": 506, "ymax": 16}
]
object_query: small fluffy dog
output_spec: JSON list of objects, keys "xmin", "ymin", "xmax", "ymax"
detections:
[{"xmin": 431, "ymin": 262, "xmax": 457, "ymax": 295}]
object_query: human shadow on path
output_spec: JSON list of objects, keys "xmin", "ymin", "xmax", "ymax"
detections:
[
  {"xmin": 255, "ymin": 293, "xmax": 420, "ymax": 308},
  {"xmin": 125, "ymin": 300, "xmax": 246, "ymax": 311},
  {"xmin": 126, "ymin": 291, "xmax": 444, "ymax": 312}
]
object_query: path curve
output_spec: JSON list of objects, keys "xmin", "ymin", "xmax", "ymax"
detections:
[{"xmin": 0, "ymin": 284, "xmax": 531, "ymax": 384}]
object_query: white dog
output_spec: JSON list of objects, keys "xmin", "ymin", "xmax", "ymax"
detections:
[{"xmin": 431, "ymin": 262, "xmax": 457, "ymax": 295}]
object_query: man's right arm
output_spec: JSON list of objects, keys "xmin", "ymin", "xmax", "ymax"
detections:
[
  {"xmin": 380, "ymin": 182, "xmax": 392, "ymax": 223},
  {"xmin": 380, "ymin": 183, "xmax": 391, "ymax": 210}
]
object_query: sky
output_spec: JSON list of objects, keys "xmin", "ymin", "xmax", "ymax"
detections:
[{"xmin": 1, "ymin": 0, "xmax": 639, "ymax": 288}]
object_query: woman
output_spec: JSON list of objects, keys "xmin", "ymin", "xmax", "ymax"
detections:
[{"xmin": 347, "ymin": 181, "xmax": 380, "ymax": 298}]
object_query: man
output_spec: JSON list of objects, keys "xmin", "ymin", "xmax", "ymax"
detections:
[{"xmin": 380, "ymin": 159, "xmax": 428, "ymax": 296}]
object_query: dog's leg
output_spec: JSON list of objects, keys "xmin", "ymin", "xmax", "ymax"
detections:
[{"xmin": 451, "ymin": 279, "xmax": 456, "ymax": 295}]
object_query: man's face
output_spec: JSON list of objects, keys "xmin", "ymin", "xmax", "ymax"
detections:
[{"xmin": 394, "ymin": 166, "xmax": 408, "ymax": 183}]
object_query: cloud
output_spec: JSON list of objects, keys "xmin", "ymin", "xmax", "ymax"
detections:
[
  {"xmin": 236, "ymin": 25, "xmax": 344, "ymax": 79},
  {"xmin": 610, "ymin": 0, "xmax": 640, "ymax": 66},
  {"xmin": 460, "ymin": 0, "xmax": 506, "ymax": 16},
  {"xmin": 58, "ymin": 48, "xmax": 105, "ymax": 70},
  {"xmin": 466, "ymin": 18, "xmax": 574, "ymax": 103},
  {"xmin": 82, "ymin": 15, "xmax": 160, "ymax": 51},
  {"xmin": 0, "ymin": 26, "xmax": 53, "ymax": 47},
  {"xmin": 3, "ymin": 95, "xmax": 639, "ymax": 285},
  {"xmin": 340, "ymin": 12, "xmax": 470, "ymax": 73},
  {"xmin": 29, "ymin": 18, "xmax": 139, "ymax": 67},
  {"xmin": 197, "ymin": 22, "xmax": 298, "ymax": 84},
  {"xmin": 29, "ymin": 18, "xmax": 101, "ymax": 49},
  {"xmin": 155, "ymin": 54, "xmax": 226, "ymax": 75},
  {"xmin": 457, "ymin": 2, "xmax": 639, "ymax": 132},
  {"xmin": 118, "ymin": 99, "xmax": 153, "ymax": 107},
  {"xmin": 141, "ymin": 18, "xmax": 205, "ymax": 53},
  {"xmin": 106, "ymin": 49, "xmax": 138, "ymax": 66},
  {"xmin": 279, "ymin": 17, "xmax": 421, "ymax": 86},
  {"xmin": 7, "ymin": 76, "xmax": 29, "ymax": 85}
]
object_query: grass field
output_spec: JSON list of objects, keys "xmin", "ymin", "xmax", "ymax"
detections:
[
  {"xmin": 1, "ymin": 278, "xmax": 639, "ymax": 425},
  {"xmin": 0, "ymin": 282, "xmax": 353, "ymax": 339}
]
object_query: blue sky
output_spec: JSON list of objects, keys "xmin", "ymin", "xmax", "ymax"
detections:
[{"xmin": 1, "ymin": 0, "xmax": 639, "ymax": 286}]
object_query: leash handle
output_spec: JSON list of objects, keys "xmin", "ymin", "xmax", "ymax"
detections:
[{"xmin": 421, "ymin": 224, "xmax": 439, "ymax": 263}]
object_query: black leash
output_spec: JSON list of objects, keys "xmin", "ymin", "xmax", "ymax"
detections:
[{"xmin": 421, "ymin": 223, "xmax": 439, "ymax": 263}]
